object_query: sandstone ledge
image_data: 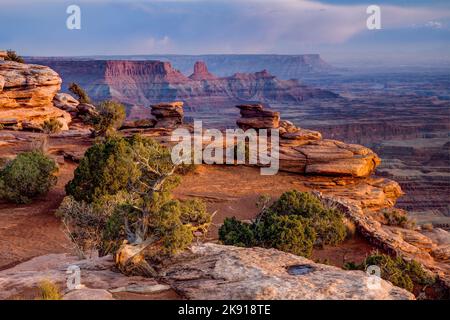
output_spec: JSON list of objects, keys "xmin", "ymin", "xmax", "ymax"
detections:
[
  {"xmin": 0, "ymin": 60, "xmax": 71, "ymax": 130},
  {"xmin": 160, "ymin": 243, "xmax": 414, "ymax": 300},
  {"xmin": 0, "ymin": 244, "xmax": 414, "ymax": 300}
]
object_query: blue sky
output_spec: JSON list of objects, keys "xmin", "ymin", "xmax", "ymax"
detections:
[{"xmin": 1, "ymin": 0, "xmax": 449, "ymax": 64}]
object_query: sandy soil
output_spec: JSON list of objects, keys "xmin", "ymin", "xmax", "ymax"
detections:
[
  {"xmin": 0, "ymin": 161, "xmax": 75, "ymax": 270},
  {"xmin": 173, "ymin": 165, "xmax": 377, "ymax": 266}
]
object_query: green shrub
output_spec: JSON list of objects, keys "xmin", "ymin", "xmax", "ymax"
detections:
[
  {"xmin": 344, "ymin": 253, "xmax": 435, "ymax": 292},
  {"xmin": 219, "ymin": 217, "xmax": 256, "ymax": 247},
  {"xmin": 257, "ymin": 213, "xmax": 315, "ymax": 257},
  {"xmin": 68, "ymin": 82, "xmax": 90, "ymax": 104},
  {"xmin": 219, "ymin": 191, "xmax": 344, "ymax": 257},
  {"xmin": 92, "ymin": 100, "xmax": 126, "ymax": 137},
  {"xmin": 62, "ymin": 135, "xmax": 210, "ymax": 260},
  {"xmin": 0, "ymin": 151, "xmax": 57, "ymax": 203},
  {"xmin": 383, "ymin": 208, "xmax": 415, "ymax": 229},
  {"xmin": 65, "ymin": 136, "xmax": 140, "ymax": 203},
  {"xmin": 268, "ymin": 190, "xmax": 347, "ymax": 246},
  {"xmin": 41, "ymin": 118, "xmax": 63, "ymax": 134},
  {"xmin": 5, "ymin": 50, "xmax": 24, "ymax": 63}
]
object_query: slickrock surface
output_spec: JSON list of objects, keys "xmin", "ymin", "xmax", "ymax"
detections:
[
  {"xmin": 161, "ymin": 243, "xmax": 414, "ymax": 300},
  {"xmin": 0, "ymin": 253, "xmax": 176, "ymax": 300},
  {"xmin": 236, "ymin": 104, "xmax": 280, "ymax": 130},
  {"xmin": 0, "ymin": 61, "xmax": 71, "ymax": 130},
  {"xmin": 53, "ymin": 93, "xmax": 79, "ymax": 112},
  {"xmin": 0, "ymin": 245, "xmax": 414, "ymax": 300}
]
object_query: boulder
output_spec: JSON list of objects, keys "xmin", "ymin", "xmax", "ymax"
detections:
[
  {"xmin": 236, "ymin": 104, "xmax": 280, "ymax": 130},
  {"xmin": 0, "ymin": 60, "xmax": 71, "ymax": 130},
  {"xmin": 53, "ymin": 93, "xmax": 79, "ymax": 112},
  {"xmin": 161, "ymin": 243, "xmax": 414, "ymax": 300},
  {"xmin": 151, "ymin": 102, "xmax": 184, "ymax": 128},
  {"xmin": 298, "ymin": 140, "xmax": 381, "ymax": 177},
  {"xmin": 76, "ymin": 103, "xmax": 98, "ymax": 117}
]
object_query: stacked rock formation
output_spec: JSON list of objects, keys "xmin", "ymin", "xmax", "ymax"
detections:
[
  {"xmin": 151, "ymin": 101, "xmax": 184, "ymax": 128},
  {"xmin": 236, "ymin": 104, "xmax": 380, "ymax": 178},
  {"xmin": 0, "ymin": 60, "xmax": 71, "ymax": 130},
  {"xmin": 236, "ymin": 104, "xmax": 280, "ymax": 130}
]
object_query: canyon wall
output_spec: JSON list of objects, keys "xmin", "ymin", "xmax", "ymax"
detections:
[
  {"xmin": 28, "ymin": 54, "xmax": 333, "ymax": 80},
  {"xmin": 26, "ymin": 59, "xmax": 337, "ymax": 113}
]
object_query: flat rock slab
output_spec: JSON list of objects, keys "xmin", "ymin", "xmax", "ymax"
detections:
[{"xmin": 161, "ymin": 243, "xmax": 414, "ymax": 300}]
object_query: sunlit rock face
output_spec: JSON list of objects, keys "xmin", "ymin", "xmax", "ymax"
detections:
[
  {"xmin": 0, "ymin": 60, "xmax": 71, "ymax": 130},
  {"xmin": 23, "ymin": 59, "xmax": 338, "ymax": 109}
]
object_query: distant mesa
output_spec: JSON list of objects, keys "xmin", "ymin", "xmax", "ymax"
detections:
[{"xmin": 24, "ymin": 58, "xmax": 338, "ymax": 109}]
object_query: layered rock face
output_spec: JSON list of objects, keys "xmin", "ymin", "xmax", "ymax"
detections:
[
  {"xmin": 236, "ymin": 104, "xmax": 280, "ymax": 130},
  {"xmin": 151, "ymin": 101, "xmax": 184, "ymax": 128},
  {"xmin": 236, "ymin": 104, "xmax": 380, "ymax": 178},
  {"xmin": 50, "ymin": 54, "xmax": 331, "ymax": 79},
  {"xmin": 24, "ymin": 59, "xmax": 337, "ymax": 110},
  {"xmin": 0, "ymin": 61, "xmax": 71, "ymax": 130}
]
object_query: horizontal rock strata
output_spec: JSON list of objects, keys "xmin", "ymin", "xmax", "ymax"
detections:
[{"xmin": 0, "ymin": 60, "xmax": 71, "ymax": 130}]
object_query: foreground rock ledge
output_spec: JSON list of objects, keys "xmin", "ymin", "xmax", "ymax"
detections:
[
  {"xmin": 161, "ymin": 243, "xmax": 414, "ymax": 300},
  {"xmin": 0, "ymin": 243, "xmax": 413, "ymax": 300}
]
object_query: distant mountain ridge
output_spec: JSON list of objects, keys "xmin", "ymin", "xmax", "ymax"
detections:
[
  {"xmin": 25, "ymin": 58, "xmax": 338, "ymax": 111},
  {"xmin": 27, "ymin": 54, "xmax": 334, "ymax": 80}
]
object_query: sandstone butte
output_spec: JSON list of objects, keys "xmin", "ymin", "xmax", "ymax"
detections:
[{"xmin": 0, "ymin": 60, "xmax": 449, "ymax": 300}]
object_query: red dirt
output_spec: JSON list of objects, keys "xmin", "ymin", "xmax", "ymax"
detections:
[
  {"xmin": 0, "ymin": 161, "xmax": 75, "ymax": 270},
  {"xmin": 0, "ymin": 154, "xmax": 376, "ymax": 272}
]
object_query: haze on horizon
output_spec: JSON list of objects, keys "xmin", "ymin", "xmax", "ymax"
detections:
[{"xmin": 1, "ymin": 0, "xmax": 450, "ymax": 66}]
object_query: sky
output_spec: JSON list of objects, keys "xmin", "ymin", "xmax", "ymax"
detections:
[{"xmin": 1, "ymin": 0, "xmax": 449, "ymax": 64}]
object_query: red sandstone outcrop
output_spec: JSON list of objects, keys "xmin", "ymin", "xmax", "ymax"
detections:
[
  {"xmin": 0, "ymin": 244, "xmax": 414, "ymax": 300},
  {"xmin": 316, "ymin": 193, "xmax": 450, "ymax": 289},
  {"xmin": 0, "ymin": 60, "xmax": 71, "ymax": 130},
  {"xmin": 189, "ymin": 61, "xmax": 218, "ymax": 81},
  {"xmin": 236, "ymin": 104, "xmax": 380, "ymax": 178},
  {"xmin": 236, "ymin": 104, "xmax": 280, "ymax": 130},
  {"xmin": 151, "ymin": 101, "xmax": 184, "ymax": 128}
]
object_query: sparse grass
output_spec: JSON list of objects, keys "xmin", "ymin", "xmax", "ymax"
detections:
[
  {"xmin": 5, "ymin": 50, "xmax": 24, "ymax": 63},
  {"xmin": 383, "ymin": 208, "xmax": 416, "ymax": 229},
  {"xmin": 42, "ymin": 119, "xmax": 63, "ymax": 134},
  {"xmin": 344, "ymin": 252, "xmax": 435, "ymax": 293},
  {"xmin": 36, "ymin": 280, "xmax": 61, "ymax": 300},
  {"xmin": 219, "ymin": 191, "xmax": 347, "ymax": 258}
]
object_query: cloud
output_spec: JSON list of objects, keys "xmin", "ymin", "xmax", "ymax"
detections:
[{"xmin": 0, "ymin": 0, "xmax": 449, "ymax": 56}]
